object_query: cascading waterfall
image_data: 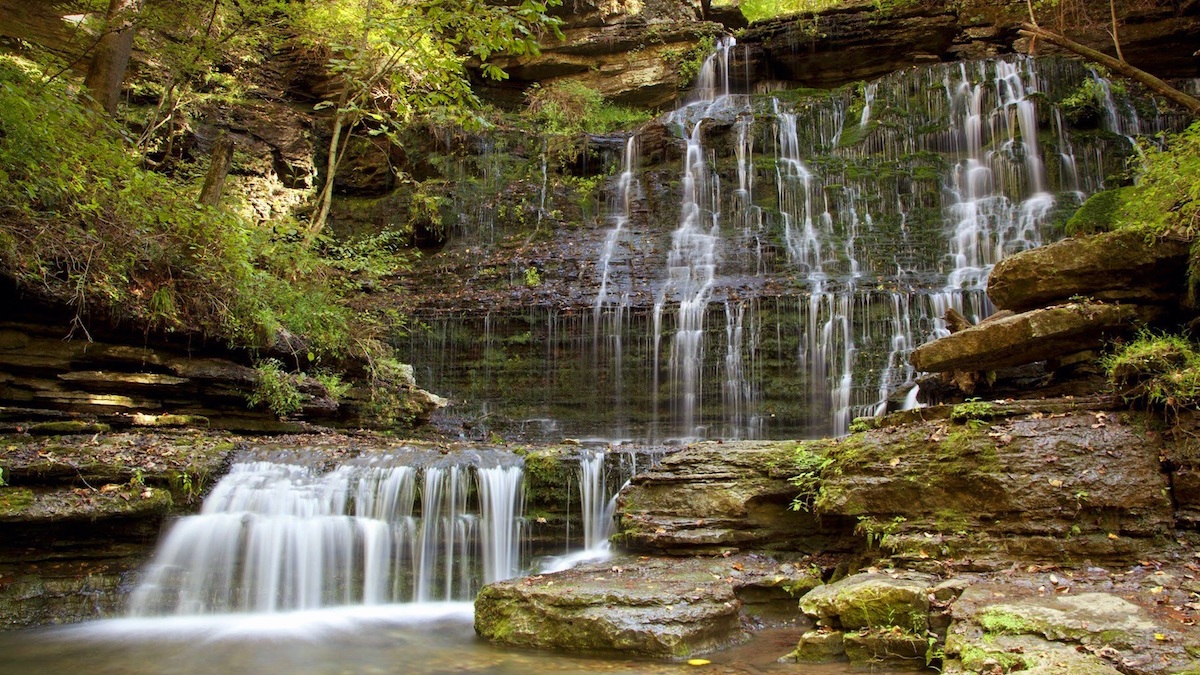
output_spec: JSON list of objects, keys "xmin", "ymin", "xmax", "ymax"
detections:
[
  {"xmin": 129, "ymin": 451, "xmax": 526, "ymax": 615},
  {"xmin": 403, "ymin": 54, "xmax": 1187, "ymax": 442}
]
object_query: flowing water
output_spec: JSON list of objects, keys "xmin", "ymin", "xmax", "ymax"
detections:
[
  {"xmin": 3, "ymin": 46, "xmax": 1193, "ymax": 675},
  {"xmin": 404, "ymin": 54, "xmax": 1189, "ymax": 442}
]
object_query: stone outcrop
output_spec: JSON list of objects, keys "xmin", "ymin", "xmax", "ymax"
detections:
[
  {"xmin": 743, "ymin": 1, "xmax": 961, "ymax": 89},
  {"xmin": 474, "ymin": 554, "xmax": 821, "ymax": 657},
  {"xmin": 787, "ymin": 571, "xmax": 947, "ymax": 670},
  {"xmin": 0, "ymin": 320, "xmax": 444, "ymax": 433},
  {"xmin": 612, "ymin": 441, "xmax": 851, "ymax": 554},
  {"xmin": 944, "ymin": 582, "xmax": 1200, "ymax": 675},
  {"xmin": 801, "ymin": 401, "xmax": 1178, "ymax": 569},
  {"xmin": 911, "ymin": 228, "xmax": 1192, "ymax": 396},
  {"xmin": 0, "ymin": 430, "xmax": 238, "ymax": 628},
  {"xmin": 986, "ymin": 229, "xmax": 1190, "ymax": 313},
  {"xmin": 476, "ymin": 0, "xmax": 719, "ymax": 108},
  {"xmin": 744, "ymin": 0, "xmax": 1200, "ymax": 91}
]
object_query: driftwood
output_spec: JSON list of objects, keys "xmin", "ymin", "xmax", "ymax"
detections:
[{"xmin": 1019, "ymin": 23, "xmax": 1200, "ymax": 117}]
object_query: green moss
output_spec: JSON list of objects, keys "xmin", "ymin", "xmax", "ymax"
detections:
[
  {"xmin": 1065, "ymin": 188, "xmax": 1128, "ymax": 236},
  {"xmin": 27, "ymin": 421, "xmax": 111, "ymax": 435},
  {"xmin": 0, "ymin": 487, "xmax": 35, "ymax": 516},
  {"xmin": 957, "ymin": 642, "xmax": 1026, "ymax": 672},
  {"xmin": 949, "ymin": 401, "xmax": 998, "ymax": 423},
  {"xmin": 978, "ymin": 608, "xmax": 1038, "ymax": 635}
]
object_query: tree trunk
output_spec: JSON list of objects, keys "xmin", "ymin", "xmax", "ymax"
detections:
[
  {"xmin": 198, "ymin": 134, "xmax": 234, "ymax": 207},
  {"xmin": 307, "ymin": 108, "xmax": 346, "ymax": 241},
  {"xmin": 1019, "ymin": 24, "xmax": 1200, "ymax": 117},
  {"xmin": 82, "ymin": 0, "xmax": 139, "ymax": 116}
]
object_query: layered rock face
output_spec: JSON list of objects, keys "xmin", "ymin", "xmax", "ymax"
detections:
[
  {"xmin": 0, "ymin": 430, "xmax": 237, "ymax": 628},
  {"xmin": 612, "ymin": 441, "xmax": 852, "ymax": 554}
]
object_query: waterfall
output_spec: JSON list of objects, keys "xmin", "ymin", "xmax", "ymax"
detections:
[
  {"xmin": 403, "ymin": 55, "xmax": 1186, "ymax": 442},
  {"xmin": 129, "ymin": 451, "xmax": 525, "ymax": 615}
]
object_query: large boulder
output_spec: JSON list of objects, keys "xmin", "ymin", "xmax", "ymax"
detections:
[{"xmin": 986, "ymin": 230, "xmax": 1189, "ymax": 313}]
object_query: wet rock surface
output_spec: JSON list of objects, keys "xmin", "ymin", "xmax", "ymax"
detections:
[
  {"xmin": 474, "ymin": 554, "xmax": 819, "ymax": 657},
  {"xmin": 804, "ymin": 402, "xmax": 1178, "ymax": 569},
  {"xmin": 612, "ymin": 441, "xmax": 852, "ymax": 555},
  {"xmin": 909, "ymin": 302, "xmax": 1148, "ymax": 373}
]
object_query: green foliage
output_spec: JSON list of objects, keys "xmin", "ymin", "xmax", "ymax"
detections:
[
  {"xmin": 789, "ymin": 443, "xmax": 833, "ymax": 512},
  {"xmin": 1111, "ymin": 122, "xmax": 1200, "ymax": 239},
  {"xmin": 247, "ymin": 359, "xmax": 304, "ymax": 418},
  {"xmin": 673, "ymin": 36, "xmax": 716, "ymax": 90},
  {"xmin": 1059, "ymin": 78, "xmax": 1107, "ymax": 128},
  {"xmin": 715, "ymin": 0, "xmax": 841, "ymax": 24},
  {"xmin": 0, "ymin": 57, "xmax": 371, "ymax": 360},
  {"xmin": 314, "ymin": 370, "xmax": 351, "ymax": 401},
  {"xmin": 1064, "ymin": 187, "xmax": 1128, "ymax": 235},
  {"xmin": 949, "ymin": 400, "xmax": 998, "ymax": 424},
  {"xmin": 523, "ymin": 81, "xmax": 651, "ymax": 135},
  {"xmin": 1104, "ymin": 331, "xmax": 1200, "ymax": 411}
]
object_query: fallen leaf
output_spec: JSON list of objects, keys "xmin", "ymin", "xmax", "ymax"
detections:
[{"xmin": 687, "ymin": 659, "xmax": 711, "ymax": 666}]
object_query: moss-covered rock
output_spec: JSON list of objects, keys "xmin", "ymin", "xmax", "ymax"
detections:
[
  {"xmin": 798, "ymin": 572, "xmax": 935, "ymax": 633},
  {"xmin": 475, "ymin": 555, "xmax": 780, "ymax": 657},
  {"xmin": 612, "ymin": 441, "xmax": 849, "ymax": 554},
  {"xmin": 799, "ymin": 402, "xmax": 1175, "ymax": 569},
  {"xmin": 843, "ymin": 628, "xmax": 931, "ymax": 670},
  {"xmin": 944, "ymin": 581, "xmax": 1200, "ymax": 675}
]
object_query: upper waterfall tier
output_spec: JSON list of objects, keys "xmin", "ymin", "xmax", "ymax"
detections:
[{"xmin": 397, "ymin": 56, "xmax": 1192, "ymax": 443}]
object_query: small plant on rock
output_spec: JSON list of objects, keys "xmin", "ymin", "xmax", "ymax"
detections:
[
  {"xmin": 247, "ymin": 359, "xmax": 303, "ymax": 418},
  {"xmin": 790, "ymin": 443, "xmax": 833, "ymax": 512}
]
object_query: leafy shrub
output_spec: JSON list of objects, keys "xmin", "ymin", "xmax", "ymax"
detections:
[
  {"xmin": 523, "ymin": 81, "xmax": 651, "ymax": 134},
  {"xmin": 0, "ymin": 56, "xmax": 364, "ymax": 361},
  {"xmin": 247, "ymin": 359, "xmax": 304, "ymax": 417},
  {"xmin": 789, "ymin": 443, "xmax": 833, "ymax": 512}
]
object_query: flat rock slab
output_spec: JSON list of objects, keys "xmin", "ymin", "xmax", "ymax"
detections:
[
  {"xmin": 910, "ymin": 302, "xmax": 1142, "ymax": 373},
  {"xmin": 474, "ymin": 555, "xmax": 818, "ymax": 657},
  {"xmin": 945, "ymin": 582, "xmax": 1200, "ymax": 675}
]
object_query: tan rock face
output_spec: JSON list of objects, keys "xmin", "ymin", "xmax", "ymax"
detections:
[
  {"xmin": 611, "ymin": 441, "xmax": 849, "ymax": 554},
  {"xmin": 474, "ymin": 554, "xmax": 818, "ymax": 657},
  {"xmin": 909, "ymin": 302, "xmax": 1145, "ymax": 373},
  {"xmin": 805, "ymin": 405, "xmax": 1177, "ymax": 569},
  {"xmin": 986, "ymin": 229, "xmax": 1189, "ymax": 313}
]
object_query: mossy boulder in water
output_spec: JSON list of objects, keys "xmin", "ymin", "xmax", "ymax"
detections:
[
  {"xmin": 799, "ymin": 572, "xmax": 935, "ymax": 632},
  {"xmin": 794, "ymin": 572, "xmax": 937, "ymax": 669}
]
